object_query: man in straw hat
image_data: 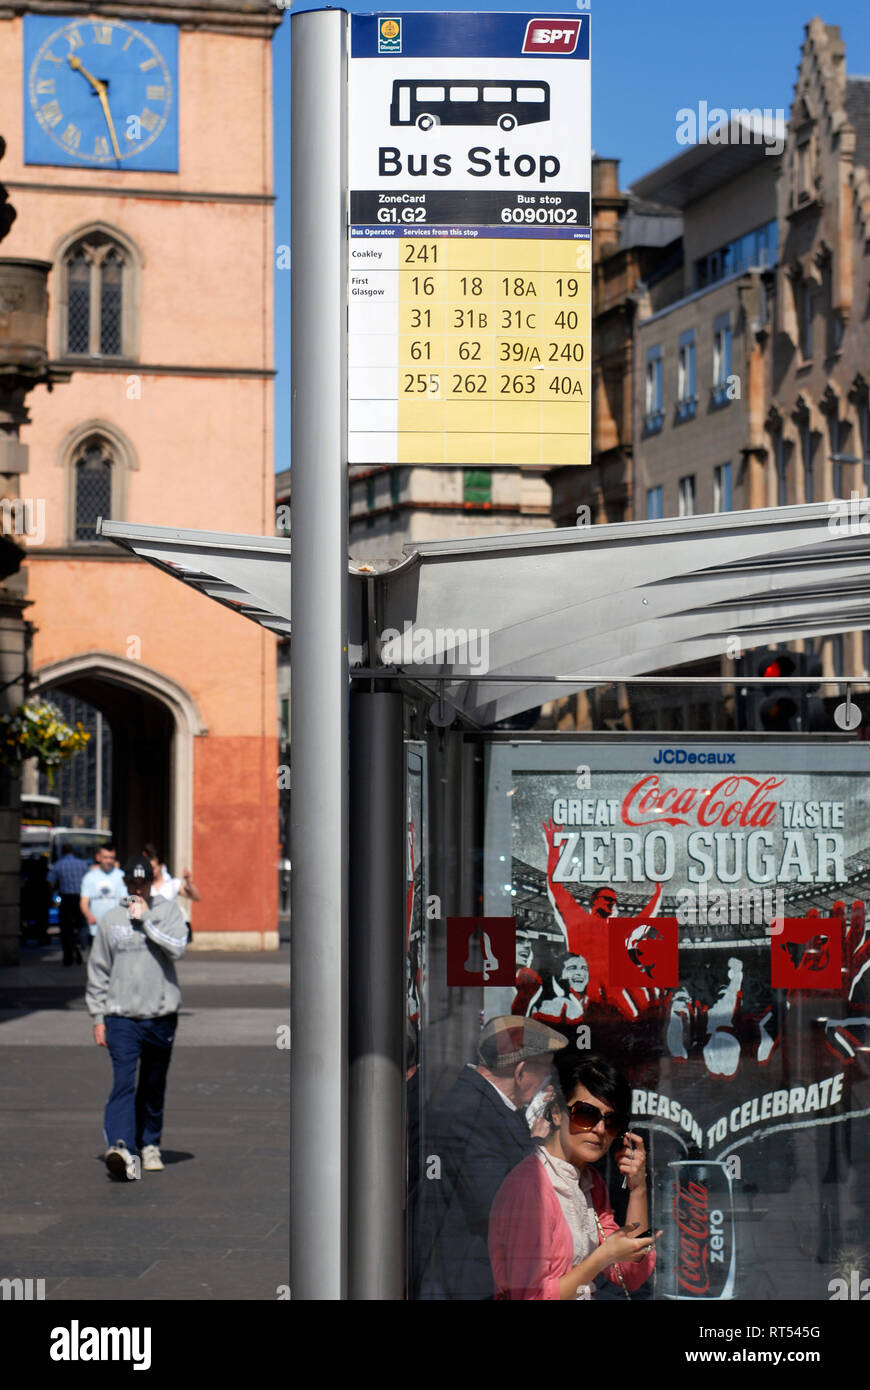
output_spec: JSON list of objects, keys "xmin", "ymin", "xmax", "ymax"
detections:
[{"xmin": 419, "ymin": 1016, "xmax": 567, "ymax": 1299}]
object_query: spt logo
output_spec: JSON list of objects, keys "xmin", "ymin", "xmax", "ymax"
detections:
[{"xmin": 522, "ymin": 19, "xmax": 581, "ymax": 54}]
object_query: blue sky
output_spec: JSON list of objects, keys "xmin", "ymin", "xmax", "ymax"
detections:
[{"xmin": 272, "ymin": 1, "xmax": 870, "ymax": 471}]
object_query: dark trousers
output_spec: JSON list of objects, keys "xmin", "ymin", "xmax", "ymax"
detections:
[
  {"xmin": 104, "ymin": 1014, "xmax": 178, "ymax": 1153},
  {"xmin": 58, "ymin": 895, "xmax": 84, "ymax": 963}
]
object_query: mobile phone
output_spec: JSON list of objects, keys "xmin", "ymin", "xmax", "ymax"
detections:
[{"xmin": 621, "ymin": 1132, "xmax": 634, "ymax": 1188}]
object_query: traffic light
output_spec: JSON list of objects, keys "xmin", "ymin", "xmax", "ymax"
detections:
[{"xmin": 736, "ymin": 646, "xmax": 823, "ymax": 732}]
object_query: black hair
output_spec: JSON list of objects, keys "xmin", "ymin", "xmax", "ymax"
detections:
[{"xmin": 551, "ymin": 1050, "xmax": 631, "ymax": 1117}]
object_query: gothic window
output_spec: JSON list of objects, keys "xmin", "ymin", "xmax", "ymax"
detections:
[
  {"xmin": 799, "ymin": 279, "xmax": 814, "ymax": 360},
  {"xmin": 775, "ymin": 430, "xmax": 789, "ymax": 506},
  {"xmin": 62, "ymin": 424, "xmax": 137, "ymax": 548},
  {"xmin": 799, "ymin": 414, "xmax": 814, "ymax": 503},
  {"xmin": 59, "ymin": 229, "xmax": 138, "ymax": 359},
  {"xmin": 829, "ymin": 414, "xmax": 843, "ymax": 498},
  {"xmin": 858, "ymin": 388, "xmax": 870, "ymax": 493},
  {"xmin": 73, "ymin": 437, "xmax": 113, "ymax": 541}
]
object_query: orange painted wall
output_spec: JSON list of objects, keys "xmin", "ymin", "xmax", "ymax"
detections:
[{"xmin": 194, "ymin": 735, "xmax": 279, "ymax": 936}]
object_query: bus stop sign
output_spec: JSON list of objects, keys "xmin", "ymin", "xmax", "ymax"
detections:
[{"xmin": 348, "ymin": 11, "xmax": 591, "ymax": 469}]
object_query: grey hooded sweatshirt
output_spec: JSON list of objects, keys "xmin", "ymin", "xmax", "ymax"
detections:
[{"xmin": 86, "ymin": 897, "xmax": 188, "ymax": 1025}]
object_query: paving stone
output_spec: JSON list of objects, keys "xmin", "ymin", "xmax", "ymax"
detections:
[{"xmin": 0, "ymin": 951, "xmax": 289, "ymax": 1302}]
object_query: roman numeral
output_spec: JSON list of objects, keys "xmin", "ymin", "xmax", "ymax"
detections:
[
  {"xmin": 39, "ymin": 100, "xmax": 63, "ymax": 128},
  {"xmin": 61, "ymin": 123, "xmax": 81, "ymax": 150},
  {"xmin": 35, "ymin": 78, "xmax": 55, "ymax": 95},
  {"xmin": 146, "ymin": 85, "xmax": 166, "ymax": 102},
  {"xmin": 139, "ymin": 56, "xmax": 159, "ymax": 72},
  {"xmin": 42, "ymin": 51, "xmax": 63, "ymax": 66},
  {"xmin": 66, "ymin": 28, "xmax": 83, "ymax": 50},
  {"xmin": 92, "ymin": 24, "xmax": 114, "ymax": 45},
  {"xmin": 139, "ymin": 108, "xmax": 159, "ymax": 132},
  {"xmin": 94, "ymin": 135, "xmax": 110, "ymax": 157}
]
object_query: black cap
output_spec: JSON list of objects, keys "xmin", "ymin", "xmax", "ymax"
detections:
[{"xmin": 123, "ymin": 854, "xmax": 153, "ymax": 883}]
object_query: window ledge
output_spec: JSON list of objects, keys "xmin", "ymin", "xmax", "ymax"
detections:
[
  {"xmin": 57, "ymin": 353, "xmax": 134, "ymax": 366},
  {"xmin": 786, "ymin": 196, "xmax": 823, "ymax": 221},
  {"xmin": 643, "ymin": 411, "xmax": 664, "ymax": 436},
  {"xmin": 26, "ymin": 543, "xmax": 137, "ymax": 560},
  {"xmin": 710, "ymin": 385, "xmax": 732, "ymax": 409},
  {"xmin": 675, "ymin": 398, "xmax": 697, "ymax": 423}
]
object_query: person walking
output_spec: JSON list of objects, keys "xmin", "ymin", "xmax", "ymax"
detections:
[
  {"xmin": 79, "ymin": 845, "xmax": 126, "ymax": 946},
  {"xmin": 47, "ymin": 846, "xmax": 88, "ymax": 966},
  {"xmin": 85, "ymin": 854, "xmax": 188, "ymax": 1182}
]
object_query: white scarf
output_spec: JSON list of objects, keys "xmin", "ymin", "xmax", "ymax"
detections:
[{"xmin": 537, "ymin": 1148, "xmax": 599, "ymax": 1300}]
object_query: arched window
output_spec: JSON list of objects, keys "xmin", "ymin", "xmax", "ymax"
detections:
[
  {"xmin": 60, "ymin": 422, "xmax": 138, "ymax": 547},
  {"xmin": 56, "ymin": 226, "xmax": 141, "ymax": 360},
  {"xmin": 73, "ymin": 436, "xmax": 113, "ymax": 541}
]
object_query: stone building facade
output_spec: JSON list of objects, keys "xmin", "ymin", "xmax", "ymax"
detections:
[
  {"xmin": 0, "ymin": 0, "xmax": 281, "ymax": 948},
  {"xmin": 631, "ymin": 123, "xmax": 780, "ymax": 523},
  {"xmin": 767, "ymin": 17, "xmax": 870, "ymax": 679},
  {"xmin": 345, "ymin": 463, "xmax": 553, "ymax": 563},
  {"xmin": 548, "ymin": 155, "xmax": 681, "ymax": 530}
]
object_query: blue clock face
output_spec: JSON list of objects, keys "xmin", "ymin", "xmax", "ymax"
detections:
[{"xmin": 24, "ymin": 15, "xmax": 178, "ymax": 171}]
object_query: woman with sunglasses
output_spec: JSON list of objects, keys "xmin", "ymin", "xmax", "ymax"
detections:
[{"xmin": 488, "ymin": 1051, "xmax": 660, "ymax": 1299}]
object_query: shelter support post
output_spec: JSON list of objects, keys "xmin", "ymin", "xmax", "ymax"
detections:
[
  {"xmin": 290, "ymin": 7, "xmax": 348, "ymax": 1301},
  {"xmin": 348, "ymin": 688, "xmax": 406, "ymax": 1299}
]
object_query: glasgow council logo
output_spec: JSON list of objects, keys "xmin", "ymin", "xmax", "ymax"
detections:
[{"xmin": 378, "ymin": 17, "xmax": 401, "ymax": 54}]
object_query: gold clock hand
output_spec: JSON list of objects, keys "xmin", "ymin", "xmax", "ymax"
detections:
[
  {"xmin": 67, "ymin": 52, "xmax": 103, "ymax": 90},
  {"xmin": 96, "ymin": 90, "xmax": 122, "ymax": 160},
  {"xmin": 67, "ymin": 53, "xmax": 121, "ymax": 160}
]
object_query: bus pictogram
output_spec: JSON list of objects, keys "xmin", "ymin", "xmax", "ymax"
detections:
[{"xmin": 390, "ymin": 79, "xmax": 550, "ymax": 132}]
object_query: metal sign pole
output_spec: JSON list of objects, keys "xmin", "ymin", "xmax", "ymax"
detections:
[{"xmin": 290, "ymin": 7, "xmax": 348, "ymax": 1301}]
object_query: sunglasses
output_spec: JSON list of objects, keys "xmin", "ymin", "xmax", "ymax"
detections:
[{"xmin": 565, "ymin": 1101, "xmax": 630, "ymax": 1136}]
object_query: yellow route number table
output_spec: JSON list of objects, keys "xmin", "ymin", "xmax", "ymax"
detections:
[{"xmin": 349, "ymin": 227, "xmax": 590, "ymax": 466}]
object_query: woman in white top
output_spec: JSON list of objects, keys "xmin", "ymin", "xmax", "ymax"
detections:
[
  {"xmin": 489, "ymin": 1052, "xmax": 660, "ymax": 1299},
  {"xmin": 143, "ymin": 843, "xmax": 201, "ymax": 905}
]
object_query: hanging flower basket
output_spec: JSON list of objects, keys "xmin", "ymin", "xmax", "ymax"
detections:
[{"xmin": 0, "ymin": 699, "xmax": 89, "ymax": 788}]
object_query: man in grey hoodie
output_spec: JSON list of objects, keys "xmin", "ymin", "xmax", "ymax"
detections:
[{"xmin": 86, "ymin": 854, "xmax": 189, "ymax": 1182}]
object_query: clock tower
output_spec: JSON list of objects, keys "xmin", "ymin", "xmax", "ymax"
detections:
[{"xmin": 0, "ymin": 0, "xmax": 282, "ymax": 951}]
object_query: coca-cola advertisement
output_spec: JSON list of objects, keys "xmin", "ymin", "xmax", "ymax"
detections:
[
  {"xmin": 664, "ymin": 1161, "xmax": 736, "ymax": 1300},
  {"xmin": 483, "ymin": 740, "xmax": 870, "ymax": 1301}
]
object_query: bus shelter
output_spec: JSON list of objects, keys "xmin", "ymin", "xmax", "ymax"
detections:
[{"xmin": 101, "ymin": 501, "xmax": 870, "ymax": 1301}]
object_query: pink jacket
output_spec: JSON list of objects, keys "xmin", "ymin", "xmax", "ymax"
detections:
[{"xmin": 488, "ymin": 1153, "xmax": 656, "ymax": 1300}]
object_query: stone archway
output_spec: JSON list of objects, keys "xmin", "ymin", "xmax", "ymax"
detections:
[{"xmin": 32, "ymin": 652, "xmax": 205, "ymax": 874}]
